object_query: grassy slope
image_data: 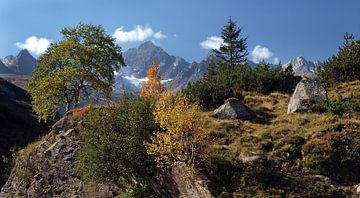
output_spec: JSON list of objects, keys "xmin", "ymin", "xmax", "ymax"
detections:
[{"xmin": 201, "ymin": 80, "xmax": 360, "ymax": 197}]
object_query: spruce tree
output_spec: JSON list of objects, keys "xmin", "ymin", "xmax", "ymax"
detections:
[{"xmin": 218, "ymin": 17, "xmax": 248, "ymax": 65}]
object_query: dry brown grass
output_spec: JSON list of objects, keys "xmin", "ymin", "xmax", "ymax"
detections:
[
  {"xmin": 203, "ymin": 81, "xmax": 360, "ymax": 157},
  {"xmin": 71, "ymin": 104, "xmax": 96, "ymax": 121}
]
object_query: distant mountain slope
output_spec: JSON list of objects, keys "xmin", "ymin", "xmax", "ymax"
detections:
[
  {"xmin": 0, "ymin": 73, "xmax": 31, "ymax": 90},
  {"xmin": 0, "ymin": 78, "xmax": 50, "ymax": 186},
  {"xmin": 118, "ymin": 41, "xmax": 218, "ymax": 92},
  {"xmin": 1, "ymin": 49, "xmax": 37, "ymax": 75},
  {"xmin": 282, "ymin": 56, "xmax": 322, "ymax": 77},
  {"xmin": 123, "ymin": 41, "xmax": 190, "ymax": 79},
  {"xmin": 0, "ymin": 60, "xmax": 13, "ymax": 73}
]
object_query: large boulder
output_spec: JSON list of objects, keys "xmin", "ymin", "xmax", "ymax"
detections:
[
  {"xmin": 288, "ymin": 79, "xmax": 328, "ymax": 113},
  {"xmin": 157, "ymin": 162, "xmax": 214, "ymax": 198},
  {"xmin": 213, "ymin": 98, "xmax": 252, "ymax": 120}
]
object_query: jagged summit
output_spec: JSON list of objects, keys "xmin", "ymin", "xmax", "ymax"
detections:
[
  {"xmin": 17, "ymin": 48, "xmax": 31, "ymax": 57},
  {"xmin": 283, "ymin": 56, "xmax": 321, "ymax": 77},
  {"xmin": 1, "ymin": 49, "xmax": 37, "ymax": 75},
  {"xmin": 138, "ymin": 40, "xmax": 157, "ymax": 49}
]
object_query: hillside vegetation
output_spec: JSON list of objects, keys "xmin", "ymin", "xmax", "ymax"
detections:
[{"xmin": 198, "ymin": 80, "xmax": 360, "ymax": 197}]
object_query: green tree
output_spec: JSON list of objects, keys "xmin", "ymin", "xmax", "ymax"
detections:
[
  {"xmin": 218, "ymin": 17, "xmax": 248, "ymax": 66},
  {"xmin": 28, "ymin": 23, "xmax": 125, "ymax": 121},
  {"xmin": 317, "ymin": 33, "xmax": 360, "ymax": 85},
  {"xmin": 77, "ymin": 97, "xmax": 158, "ymax": 186}
]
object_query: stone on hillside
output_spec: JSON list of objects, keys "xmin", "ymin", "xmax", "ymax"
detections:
[
  {"xmin": 288, "ymin": 79, "xmax": 328, "ymax": 113},
  {"xmin": 237, "ymin": 154, "xmax": 266, "ymax": 163},
  {"xmin": 52, "ymin": 111, "xmax": 73, "ymax": 132},
  {"xmin": 213, "ymin": 98, "xmax": 252, "ymax": 120},
  {"xmin": 159, "ymin": 162, "xmax": 214, "ymax": 198}
]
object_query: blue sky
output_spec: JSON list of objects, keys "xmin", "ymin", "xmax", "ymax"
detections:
[{"xmin": 0, "ymin": 0, "xmax": 359, "ymax": 63}]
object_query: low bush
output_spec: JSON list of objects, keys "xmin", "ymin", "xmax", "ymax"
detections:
[
  {"xmin": 76, "ymin": 96, "xmax": 159, "ymax": 186},
  {"xmin": 183, "ymin": 61, "xmax": 300, "ymax": 109},
  {"xmin": 302, "ymin": 130, "xmax": 360, "ymax": 183},
  {"xmin": 326, "ymin": 95, "xmax": 359, "ymax": 116}
]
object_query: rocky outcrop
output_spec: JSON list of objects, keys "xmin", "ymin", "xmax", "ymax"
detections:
[
  {"xmin": 158, "ymin": 162, "xmax": 214, "ymax": 198},
  {"xmin": 213, "ymin": 98, "xmax": 252, "ymax": 120},
  {"xmin": 0, "ymin": 113, "xmax": 120, "ymax": 198},
  {"xmin": 288, "ymin": 79, "xmax": 328, "ymax": 113},
  {"xmin": 1, "ymin": 110, "xmax": 214, "ymax": 198}
]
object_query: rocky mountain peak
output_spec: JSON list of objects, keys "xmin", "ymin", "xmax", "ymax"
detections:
[
  {"xmin": 17, "ymin": 48, "xmax": 31, "ymax": 57},
  {"xmin": 0, "ymin": 49, "xmax": 37, "ymax": 75},
  {"xmin": 138, "ymin": 40, "xmax": 157, "ymax": 49},
  {"xmin": 283, "ymin": 56, "xmax": 320, "ymax": 77}
]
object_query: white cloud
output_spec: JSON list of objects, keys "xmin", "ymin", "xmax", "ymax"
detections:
[
  {"xmin": 15, "ymin": 36, "xmax": 51, "ymax": 55},
  {"xmin": 200, "ymin": 36, "xmax": 223, "ymax": 50},
  {"xmin": 251, "ymin": 45, "xmax": 275, "ymax": 63},
  {"xmin": 273, "ymin": 57, "xmax": 280, "ymax": 64},
  {"xmin": 112, "ymin": 25, "xmax": 166, "ymax": 43}
]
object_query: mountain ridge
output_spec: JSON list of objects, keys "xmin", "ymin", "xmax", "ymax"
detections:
[{"xmin": 1, "ymin": 49, "xmax": 37, "ymax": 75}]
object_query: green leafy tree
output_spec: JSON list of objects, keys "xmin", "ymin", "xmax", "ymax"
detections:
[
  {"xmin": 77, "ymin": 97, "xmax": 158, "ymax": 186},
  {"xmin": 218, "ymin": 17, "xmax": 248, "ymax": 66},
  {"xmin": 28, "ymin": 23, "xmax": 125, "ymax": 121}
]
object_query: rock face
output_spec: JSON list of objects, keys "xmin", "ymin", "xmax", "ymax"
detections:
[
  {"xmin": 0, "ymin": 113, "xmax": 120, "ymax": 198},
  {"xmin": 288, "ymin": 79, "xmax": 328, "ymax": 113},
  {"xmin": 282, "ymin": 56, "xmax": 322, "ymax": 77},
  {"xmin": 159, "ymin": 162, "xmax": 214, "ymax": 198},
  {"xmin": 213, "ymin": 98, "xmax": 252, "ymax": 120}
]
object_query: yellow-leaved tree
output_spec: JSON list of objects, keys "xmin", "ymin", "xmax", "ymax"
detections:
[
  {"xmin": 139, "ymin": 61, "xmax": 165, "ymax": 100},
  {"xmin": 145, "ymin": 92, "xmax": 205, "ymax": 167}
]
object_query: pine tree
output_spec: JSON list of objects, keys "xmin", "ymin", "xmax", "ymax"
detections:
[{"xmin": 218, "ymin": 17, "xmax": 248, "ymax": 66}]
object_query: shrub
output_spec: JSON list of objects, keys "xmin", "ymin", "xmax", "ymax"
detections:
[
  {"xmin": 203, "ymin": 155, "xmax": 242, "ymax": 193},
  {"xmin": 183, "ymin": 61, "xmax": 300, "ymax": 109},
  {"xmin": 77, "ymin": 96, "xmax": 158, "ymax": 186},
  {"xmin": 302, "ymin": 130, "xmax": 360, "ymax": 183},
  {"xmin": 145, "ymin": 92, "xmax": 205, "ymax": 167},
  {"xmin": 326, "ymin": 95, "xmax": 359, "ymax": 116}
]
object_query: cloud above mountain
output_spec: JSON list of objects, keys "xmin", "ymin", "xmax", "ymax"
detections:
[
  {"xmin": 112, "ymin": 25, "xmax": 166, "ymax": 43},
  {"xmin": 15, "ymin": 36, "xmax": 51, "ymax": 56},
  {"xmin": 200, "ymin": 36, "xmax": 223, "ymax": 50},
  {"xmin": 251, "ymin": 45, "xmax": 279, "ymax": 64}
]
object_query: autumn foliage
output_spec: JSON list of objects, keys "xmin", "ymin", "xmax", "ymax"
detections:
[
  {"xmin": 145, "ymin": 92, "xmax": 205, "ymax": 167},
  {"xmin": 139, "ymin": 61, "xmax": 165, "ymax": 100}
]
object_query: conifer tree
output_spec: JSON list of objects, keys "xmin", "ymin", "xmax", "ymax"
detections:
[{"xmin": 218, "ymin": 17, "xmax": 248, "ymax": 65}]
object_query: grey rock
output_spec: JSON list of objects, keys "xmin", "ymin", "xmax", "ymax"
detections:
[
  {"xmin": 213, "ymin": 98, "xmax": 252, "ymax": 120},
  {"xmin": 288, "ymin": 79, "xmax": 328, "ymax": 113},
  {"xmin": 354, "ymin": 183, "xmax": 360, "ymax": 194},
  {"xmin": 52, "ymin": 111, "xmax": 73, "ymax": 132},
  {"xmin": 312, "ymin": 175, "xmax": 336, "ymax": 186},
  {"xmin": 1, "ymin": 118, "xmax": 121, "ymax": 197},
  {"xmin": 158, "ymin": 162, "xmax": 214, "ymax": 198},
  {"xmin": 238, "ymin": 154, "xmax": 266, "ymax": 163}
]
